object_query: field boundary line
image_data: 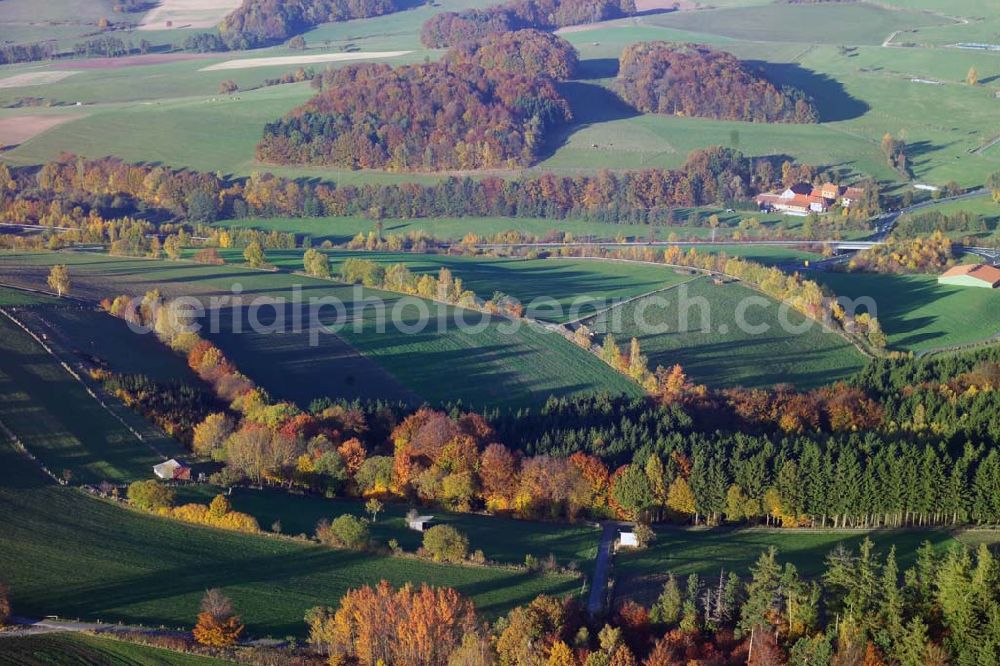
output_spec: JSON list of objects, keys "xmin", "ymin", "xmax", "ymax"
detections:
[
  {"xmin": 0, "ymin": 307, "xmax": 173, "ymax": 461},
  {"xmin": 0, "ymin": 417, "xmax": 63, "ymax": 486},
  {"xmin": 545, "ymin": 258, "xmax": 701, "ymax": 326}
]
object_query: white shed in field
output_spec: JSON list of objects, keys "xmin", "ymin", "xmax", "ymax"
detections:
[
  {"xmin": 618, "ymin": 531, "xmax": 639, "ymax": 548},
  {"xmin": 153, "ymin": 458, "xmax": 190, "ymax": 481},
  {"xmin": 408, "ymin": 515, "xmax": 435, "ymax": 532}
]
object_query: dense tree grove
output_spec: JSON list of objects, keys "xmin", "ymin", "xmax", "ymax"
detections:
[
  {"xmin": 420, "ymin": 0, "xmax": 637, "ymax": 48},
  {"xmin": 617, "ymin": 42, "xmax": 819, "ymax": 123},
  {"xmin": 0, "ymin": 151, "xmax": 791, "ymax": 239},
  {"xmin": 304, "ymin": 537, "xmax": 1000, "ymax": 663},
  {"xmin": 72, "ymin": 36, "xmax": 153, "ymax": 58},
  {"xmin": 257, "ymin": 62, "xmax": 572, "ymax": 170},
  {"xmin": 0, "ymin": 41, "xmax": 57, "ymax": 65},
  {"xmin": 443, "ymin": 29, "xmax": 579, "ymax": 79},
  {"xmin": 307, "ymin": 581, "xmax": 478, "ymax": 664},
  {"xmin": 892, "ymin": 209, "xmax": 990, "ymax": 241},
  {"xmin": 218, "ymin": 0, "xmax": 405, "ymax": 49},
  {"xmin": 846, "ymin": 231, "xmax": 954, "ymax": 274},
  {"xmin": 99, "ymin": 369, "xmax": 222, "ymax": 446}
]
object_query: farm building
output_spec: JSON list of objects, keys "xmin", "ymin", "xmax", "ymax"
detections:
[
  {"xmin": 756, "ymin": 183, "xmax": 863, "ymax": 215},
  {"xmin": 407, "ymin": 515, "xmax": 436, "ymax": 532},
  {"xmin": 618, "ymin": 531, "xmax": 639, "ymax": 548},
  {"xmin": 938, "ymin": 264, "xmax": 1000, "ymax": 289},
  {"xmin": 153, "ymin": 458, "xmax": 191, "ymax": 481}
]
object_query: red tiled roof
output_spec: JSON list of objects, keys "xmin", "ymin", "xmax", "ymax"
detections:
[
  {"xmin": 757, "ymin": 192, "xmax": 827, "ymax": 210},
  {"xmin": 940, "ymin": 263, "xmax": 1000, "ymax": 285}
]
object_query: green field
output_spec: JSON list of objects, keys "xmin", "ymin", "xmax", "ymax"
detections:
[
  {"xmin": 0, "ymin": 252, "xmax": 643, "ymax": 411},
  {"xmin": 681, "ymin": 244, "xmax": 826, "ymax": 266},
  {"xmin": 175, "ymin": 485, "xmax": 599, "ymax": 570},
  {"xmin": 215, "ymin": 210, "xmax": 801, "ymax": 244},
  {"xmin": 584, "ymin": 276, "xmax": 866, "ymax": 389},
  {"xmin": 0, "ymin": 313, "xmax": 184, "ymax": 484},
  {"xmin": 813, "ymin": 271, "xmax": 1000, "ymax": 352},
  {"xmin": 0, "ymin": 440, "xmax": 579, "ymax": 637},
  {"xmin": 0, "ymin": 633, "xmax": 229, "ymax": 666},
  {"xmin": 647, "ymin": 3, "xmax": 946, "ymax": 45},
  {"xmin": 0, "ymin": 285, "xmax": 63, "ymax": 306},
  {"xmin": 13, "ymin": 305, "xmax": 199, "ymax": 382},
  {"xmin": 613, "ymin": 525, "xmax": 996, "ymax": 606},
  {"xmin": 205, "ymin": 248, "xmax": 694, "ymax": 324}
]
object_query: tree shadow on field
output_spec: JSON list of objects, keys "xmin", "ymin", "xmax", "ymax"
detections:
[
  {"xmin": 746, "ymin": 60, "xmax": 869, "ymax": 122},
  {"xmin": 635, "ymin": 7, "xmax": 677, "ymax": 18},
  {"xmin": 576, "ymin": 57, "xmax": 620, "ymax": 80},
  {"xmin": 539, "ymin": 81, "xmax": 639, "ymax": 161}
]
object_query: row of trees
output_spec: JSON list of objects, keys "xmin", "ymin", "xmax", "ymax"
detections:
[
  {"xmin": 617, "ymin": 42, "xmax": 818, "ymax": 123},
  {"xmin": 257, "ymin": 61, "xmax": 572, "ymax": 170},
  {"xmin": 304, "ymin": 538, "xmax": 1000, "ymax": 665},
  {"xmin": 420, "ymin": 0, "xmax": 636, "ymax": 48},
  {"xmin": 0, "ymin": 41, "xmax": 58, "ymax": 65},
  {"xmin": 2, "ymin": 150, "xmax": 796, "ymax": 232},
  {"xmin": 72, "ymin": 36, "xmax": 152, "ymax": 58},
  {"xmin": 880, "ymin": 132, "xmax": 910, "ymax": 180},
  {"xmin": 337, "ymin": 258, "xmax": 525, "ymax": 317},
  {"xmin": 218, "ymin": 0, "xmax": 405, "ymax": 49}
]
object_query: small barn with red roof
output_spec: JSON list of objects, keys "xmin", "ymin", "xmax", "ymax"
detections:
[{"xmin": 938, "ymin": 264, "xmax": 1000, "ymax": 289}]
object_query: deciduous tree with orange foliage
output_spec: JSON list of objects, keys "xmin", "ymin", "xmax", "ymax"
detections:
[
  {"xmin": 306, "ymin": 581, "xmax": 478, "ymax": 666},
  {"xmin": 193, "ymin": 589, "xmax": 244, "ymax": 648}
]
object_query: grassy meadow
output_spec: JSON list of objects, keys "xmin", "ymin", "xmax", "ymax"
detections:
[
  {"xmin": 0, "ymin": 252, "xmax": 643, "ymax": 411},
  {"xmin": 0, "ymin": 440, "xmax": 579, "ymax": 637},
  {"xmin": 214, "ymin": 210, "xmax": 800, "ymax": 245},
  {"xmin": 12, "ymin": 305, "xmax": 199, "ymax": 382},
  {"xmin": 813, "ymin": 271, "xmax": 1000, "ymax": 352},
  {"xmin": 0, "ymin": 633, "xmax": 229, "ymax": 666},
  {"xmin": 0, "ymin": 313, "xmax": 184, "ymax": 484},
  {"xmin": 175, "ymin": 485, "xmax": 600, "ymax": 570},
  {"xmin": 206, "ymin": 248, "xmax": 695, "ymax": 323},
  {"xmin": 583, "ymin": 276, "xmax": 865, "ymax": 389}
]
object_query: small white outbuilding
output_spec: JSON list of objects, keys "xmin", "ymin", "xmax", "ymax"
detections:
[
  {"xmin": 618, "ymin": 531, "xmax": 639, "ymax": 548},
  {"xmin": 153, "ymin": 458, "xmax": 190, "ymax": 481},
  {"xmin": 407, "ymin": 515, "xmax": 435, "ymax": 532}
]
